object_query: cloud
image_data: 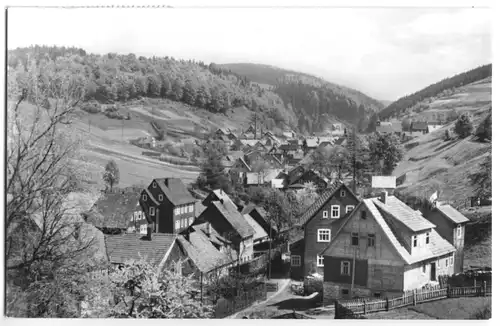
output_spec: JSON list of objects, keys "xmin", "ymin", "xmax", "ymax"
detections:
[{"xmin": 7, "ymin": 7, "xmax": 491, "ymax": 100}]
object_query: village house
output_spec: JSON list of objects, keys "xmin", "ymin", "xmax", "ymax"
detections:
[
  {"xmin": 370, "ymin": 176, "xmax": 397, "ymax": 196},
  {"xmin": 321, "ymin": 193, "xmax": 457, "ymax": 303},
  {"xmin": 84, "ymin": 191, "xmax": 144, "ymax": 234},
  {"xmin": 229, "ymin": 156, "xmax": 252, "ymax": 184},
  {"xmin": 138, "ymin": 178, "xmax": 197, "ymax": 234},
  {"xmin": 195, "ymin": 189, "xmax": 255, "ymax": 263},
  {"xmin": 410, "ymin": 121, "xmax": 429, "ymax": 135},
  {"xmin": 420, "ymin": 203, "xmax": 470, "ymax": 274},
  {"xmin": 283, "ymin": 130, "xmax": 297, "ymax": 139},
  {"xmin": 240, "ymin": 204, "xmax": 276, "ymax": 239},
  {"xmin": 287, "ymin": 167, "xmax": 329, "ymax": 191},
  {"xmin": 290, "ymin": 184, "xmax": 360, "ymax": 279},
  {"xmin": 303, "ymin": 138, "xmax": 319, "ymax": 153}
]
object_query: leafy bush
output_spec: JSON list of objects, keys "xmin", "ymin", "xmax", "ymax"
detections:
[
  {"xmin": 81, "ymin": 102, "xmax": 101, "ymax": 114},
  {"xmin": 472, "ymin": 307, "xmax": 491, "ymax": 319},
  {"xmin": 454, "ymin": 113, "xmax": 473, "ymax": 138},
  {"xmin": 475, "ymin": 114, "xmax": 491, "ymax": 142}
]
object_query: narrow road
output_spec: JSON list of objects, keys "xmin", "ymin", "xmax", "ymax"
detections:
[{"xmin": 226, "ymin": 279, "xmax": 292, "ymax": 319}]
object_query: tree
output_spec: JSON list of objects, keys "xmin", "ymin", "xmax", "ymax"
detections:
[
  {"xmin": 195, "ymin": 85, "xmax": 210, "ymax": 109},
  {"xmin": 201, "ymin": 141, "xmax": 231, "ymax": 193},
  {"xmin": 97, "ymin": 258, "xmax": 212, "ymax": 318},
  {"xmin": 368, "ymin": 133, "xmax": 404, "ymax": 176},
  {"xmin": 209, "ymin": 87, "xmax": 223, "ymax": 113},
  {"xmin": 454, "ymin": 113, "xmax": 474, "ymax": 139},
  {"xmin": 147, "ymin": 74, "xmax": 162, "ymax": 97},
  {"xmin": 103, "ymin": 160, "xmax": 120, "ymax": 191},
  {"xmin": 295, "ymin": 182, "xmax": 319, "ymax": 215},
  {"xmin": 469, "ymin": 153, "xmax": 491, "ymax": 200},
  {"xmin": 262, "ymin": 188, "xmax": 294, "ymax": 240},
  {"xmin": 247, "ymin": 112, "xmax": 260, "ymax": 139},
  {"xmin": 172, "ymin": 78, "xmax": 184, "ymax": 101},
  {"xmin": 183, "ymin": 80, "xmax": 196, "ymax": 106},
  {"xmin": 475, "ymin": 113, "xmax": 492, "ymax": 142},
  {"xmin": 6, "ymin": 57, "xmax": 103, "ymax": 317},
  {"xmin": 309, "ymin": 145, "xmax": 348, "ymax": 182}
]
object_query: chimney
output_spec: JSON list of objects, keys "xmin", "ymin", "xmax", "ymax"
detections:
[{"xmin": 380, "ymin": 191, "xmax": 388, "ymax": 204}]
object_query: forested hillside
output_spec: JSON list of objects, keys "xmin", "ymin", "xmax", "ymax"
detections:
[
  {"xmin": 8, "ymin": 46, "xmax": 383, "ymax": 134},
  {"xmin": 221, "ymin": 63, "xmax": 386, "ymax": 132},
  {"xmin": 379, "ymin": 64, "xmax": 492, "ymax": 120}
]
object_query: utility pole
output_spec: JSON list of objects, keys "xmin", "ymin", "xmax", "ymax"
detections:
[
  {"xmin": 268, "ymin": 220, "xmax": 272, "ymax": 280},
  {"xmin": 121, "ymin": 118, "xmax": 124, "ymax": 141},
  {"xmin": 352, "ymin": 127, "xmax": 357, "ymax": 195}
]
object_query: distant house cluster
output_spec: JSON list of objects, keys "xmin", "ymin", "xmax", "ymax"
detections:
[{"xmin": 375, "ymin": 118, "xmax": 444, "ymax": 141}]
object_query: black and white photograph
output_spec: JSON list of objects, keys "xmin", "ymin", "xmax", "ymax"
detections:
[{"xmin": 3, "ymin": 0, "xmax": 493, "ymax": 320}]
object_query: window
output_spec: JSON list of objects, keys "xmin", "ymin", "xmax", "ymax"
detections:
[
  {"xmin": 180, "ymin": 206, "xmax": 184, "ymax": 214},
  {"xmin": 175, "ymin": 220, "xmax": 180, "ymax": 230},
  {"xmin": 322, "ymin": 210, "xmax": 328, "ymax": 218},
  {"xmin": 317, "ymin": 229, "xmax": 331, "ymax": 242},
  {"xmin": 361, "ymin": 211, "xmax": 367, "ymax": 219},
  {"xmin": 445, "ymin": 258, "xmax": 449, "ymax": 267},
  {"xmin": 351, "ymin": 232, "xmax": 359, "ymax": 246},
  {"xmin": 426, "ymin": 232, "xmax": 430, "ymax": 244},
  {"xmin": 142, "ymin": 194, "xmax": 147, "ymax": 201},
  {"xmin": 450, "ymin": 254, "xmax": 454, "ymax": 266},
  {"xmin": 291, "ymin": 255, "xmax": 301, "ymax": 267},
  {"xmin": 368, "ymin": 234, "xmax": 375, "ymax": 247},
  {"xmin": 189, "ymin": 204, "xmax": 194, "ymax": 213},
  {"xmin": 152, "ymin": 182, "xmax": 157, "ymax": 188},
  {"xmin": 456, "ymin": 225, "xmax": 462, "ymax": 238},
  {"xmin": 317, "ymin": 255, "xmax": 324, "ymax": 267},
  {"xmin": 341, "ymin": 261, "xmax": 350, "ymax": 275},
  {"xmin": 422, "ymin": 264, "xmax": 427, "ymax": 273},
  {"xmin": 188, "ymin": 217, "xmax": 193, "ymax": 225},
  {"xmin": 340, "ymin": 190, "xmax": 346, "ymax": 197},
  {"xmin": 437, "ymin": 259, "xmax": 440, "ymax": 267},
  {"xmin": 159, "ymin": 194, "xmax": 163, "ymax": 202},
  {"xmin": 346, "ymin": 205, "xmax": 355, "ymax": 214},
  {"xmin": 412, "ymin": 235, "xmax": 418, "ymax": 247},
  {"xmin": 373, "ymin": 292, "xmax": 381, "ymax": 298},
  {"xmin": 331, "ymin": 205, "xmax": 340, "ymax": 218},
  {"xmin": 149, "ymin": 207, "xmax": 155, "ymax": 216},
  {"xmin": 342, "ymin": 289, "xmax": 349, "ymax": 295}
]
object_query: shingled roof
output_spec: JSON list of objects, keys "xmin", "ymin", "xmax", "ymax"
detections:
[
  {"xmin": 436, "ymin": 204, "xmax": 470, "ymax": 224},
  {"xmin": 85, "ymin": 192, "xmax": 140, "ymax": 229},
  {"xmin": 177, "ymin": 229, "xmax": 232, "ymax": 273},
  {"xmin": 104, "ymin": 233, "xmax": 177, "ymax": 266},
  {"xmin": 211, "ymin": 200, "xmax": 255, "ymax": 239},
  {"xmin": 153, "ymin": 178, "xmax": 195, "ymax": 206},
  {"xmin": 322, "ymin": 198, "xmax": 455, "ymax": 265},
  {"xmin": 243, "ymin": 214, "xmax": 268, "ymax": 241},
  {"xmin": 373, "ymin": 196, "xmax": 436, "ymax": 232}
]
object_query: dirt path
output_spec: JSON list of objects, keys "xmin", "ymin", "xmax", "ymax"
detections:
[{"xmin": 226, "ymin": 279, "xmax": 292, "ymax": 319}]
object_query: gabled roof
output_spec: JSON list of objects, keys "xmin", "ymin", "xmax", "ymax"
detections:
[
  {"xmin": 144, "ymin": 188, "xmax": 160, "ymax": 206},
  {"xmin": 411, "ymin": 122, "xmax": 429, "ymax": 131},
  {"xmin": 240, "ymin": 139, "xmax": 260, "ymax": 147},
  {"xmin": 242, "ymin": 214, "xmax": 268, "ymax": 241},
  {"xmin": 376, "ymin": 125, "xmax": 395, "ymax": 134},
  {"xmin": 153, "ymin": 178, "xmax": 195, "ymax": 206},
  {"xmin": 85, "ymin": 192, "xmax": 139, "ymax": 229},
  {"xmin": 305, "ymin": 138, "xmax": 319, "ymax": 147},
  {"xmin": 334, "ymin": 137, "xmax": 346, "ymax": 146},
  {"xmin": 177, "ymin": 229, "xmax": 232, "ymax": 273},
  {"xmin": 373, "ymin": 196, "xmax": 436, "ymax": 232},
  {"xmin": 436, "ymin": 204, "xmax": 470, "ymax": 224},
  {"xmin": 232, "ymin": 157, "xmax": 251, "ymax": 171},
  {"xmin": 104, "ymin": 233, "xmax": 177, "ymax": 265},
  {"xmin": 211, "ymin": 201, "xmax": 255, "ymax": 239},
  {"xmin": 322, "ymin": 198, "xmax": 456, "ymax": 265},
  {"xmin": 296, "ymin": 183, "xmax": 358, "ymax": 227}
]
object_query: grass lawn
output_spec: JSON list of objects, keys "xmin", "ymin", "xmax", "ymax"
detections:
[{"xmin": 409, "ymin": 297, "xmax": 491, "ymax": 319}]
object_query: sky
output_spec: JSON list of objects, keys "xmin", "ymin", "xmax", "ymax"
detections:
[{"xmin": 7, "ymin": 6, "xmax": 491, "ymax": 101}]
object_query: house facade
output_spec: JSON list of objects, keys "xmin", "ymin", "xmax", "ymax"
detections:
[
  {"xmin": 290, "ymin": 184, "xmax": 359, "ymax": 279},
  {"xmin": 138, "ymin": 178, "xmax": 197, "ymax": 234},
  {"xmin": 322, "ymin": 194, "xmax": 457, "ymax": 303}
]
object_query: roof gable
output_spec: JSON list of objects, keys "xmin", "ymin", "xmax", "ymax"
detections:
[
  {"xmin": 373, "ymin": 196, "xmax": 435, "ymax": 232},
  {"xmin": 436, "ymin": 205, "xmax": 470, "ymax": 224},
  {"xmin": 207, "ymin": 201, "xmax": 255, "ymax": 239},
  {"xmin": 153, "ymin": 178, "xmax": 195, "ymax": 206},
  {"xmin": 297, "ymin": 183, "xmax": 359, "ymax": 227}
]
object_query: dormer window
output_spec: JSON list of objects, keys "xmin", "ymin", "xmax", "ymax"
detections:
[
  {"xmin": 426, "ymin": 232, "xmax": 430, "ymax": 244},
  {"xmin": 322, "ymin": 210, "xmax": 328, "ymax": 218},
  {"xmin": 152, "ymin": 182, "xmax": 157, "ymax": 188},
  {"xmin": 412, "ymin": 235, "xmax": 418, "ymax": 247},
  {"xmin": 340, "ymin": 190, "xmax": 346, "ymax": 197},
  {"xmin": 159, "ymin": 194, "xmax": 163, "ymax": 201}
]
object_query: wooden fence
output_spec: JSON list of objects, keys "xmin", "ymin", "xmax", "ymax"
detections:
[{"xmin": 335, "ymin": 282, "xmax": 491, "ymax": 318}]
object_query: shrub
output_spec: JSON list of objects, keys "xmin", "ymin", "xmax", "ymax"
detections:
[
  {"xmin": 475, "ymin": 114, "xmax": 491, "ymax": 142},
  {"xmin": 454, "ymin": 113, "xmax": 473, "ymax": 138},
  {"xmin": 472, "ymin": 307, "xmax": 491, "ymax": 319},
  {"xmin": 81, "ymin": 102, "xmax": 101, "ymax": 114},
  {"xmin": 444, "ymin": 129, "xmax": 451, "ymax": 141},
  {"xmin": 167, "ymin": 144, "xmax": 182, "ymax": 157}
]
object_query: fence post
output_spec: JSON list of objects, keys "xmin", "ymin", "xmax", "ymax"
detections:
[
  {"xmin": 334, "ymin": 300, "xmax": 339, "ymax": 319},
  {"xmin": 482, "ymin": 281, "xmax": 487, "ymax": 297},
  {"xmin": 363, "ymin": 300, "xmax": 366, "ymax": 314},
  {"xmin": 447, "ymin": 285, "xmax": 451, "ymax": 298},
  {"xmin": 413, "ymin": 290, "xmax": 417, "ymax": 306},
  {"xmin": 386, "ymin": 297, "xmax": 389, "ymax": 311}
]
